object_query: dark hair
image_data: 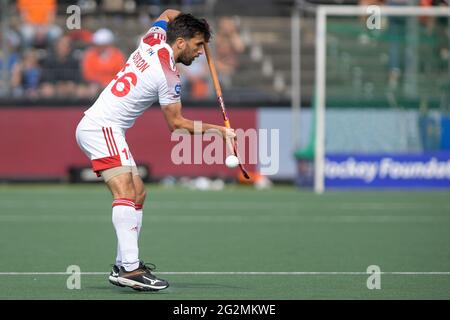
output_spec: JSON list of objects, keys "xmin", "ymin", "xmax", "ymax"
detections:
[{"xmin": 166, "ymin": 13, "xmax": 211, "ymax": 45}]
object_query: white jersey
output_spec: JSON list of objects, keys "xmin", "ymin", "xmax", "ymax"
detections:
[{"xmin": 84, "ymin": 21, "xmax": 181, "ymax": 130}]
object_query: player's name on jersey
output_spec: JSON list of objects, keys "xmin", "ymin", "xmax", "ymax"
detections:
[{"xmin": 132, "ymin": 51, "xmax": 150, "ymax": 73}]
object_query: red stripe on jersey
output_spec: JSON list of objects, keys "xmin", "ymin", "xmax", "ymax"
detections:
[
  {"xmin": 91, "ymin": 155, "xmax": 121, "ymax": 173},
  {"xmin": 157, "ymin": 33, "xmax": 166, "ymax": 41},
  {"xmin": 158, "ymin": 47, "xmax": 179, "ymax": 80},
  {"xmin": 158, "ymin": 48, "xmax": 181, "ymax": 101},
  {"xmin": 143, "ymin": 33, "xmax": 162, "ymax": 47},
  {"xmin": 102, "ymin": 127, "xmax": 113, "ymax": 156},
  {"xmin": 108, "ymin": 128, "xmax": 120, "ymax": 156},
  {"xmin": 158, "ymin": 47, "xmax": 171, "ymax": 69}
]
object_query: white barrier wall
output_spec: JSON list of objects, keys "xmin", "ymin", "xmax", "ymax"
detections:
[
  {"xmin": 257, "ymin": 107, "xmax": 436, "ymax": 180},
  {"xmin": 258, "ymin": 107, "xmax": 313, "ymax": 179}
]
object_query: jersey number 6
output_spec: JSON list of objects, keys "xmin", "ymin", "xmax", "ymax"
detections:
[{"xmin": 111, "ymin": 63, "xmax": 137, "ymax": 97}]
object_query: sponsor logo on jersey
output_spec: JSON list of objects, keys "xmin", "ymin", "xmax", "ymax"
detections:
[{"xmin": 175, "ymin": 84, "xmax": 181, "ymax": 95}]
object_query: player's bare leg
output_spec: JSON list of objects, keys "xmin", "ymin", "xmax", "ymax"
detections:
[
  {"xmin": 132, "ymin": 173, "xmax": 146, "ymax": 253},
  {"xmin": 105, "ymin": 171, "xmax": 136, "ymax": 200},
  {"xmin": 133, "ymin": 172, "xmax": 147, "ymax": 209}
]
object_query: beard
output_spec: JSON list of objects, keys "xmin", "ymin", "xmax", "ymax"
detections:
[{"xmin": 177, "ymin": 52, "xmax": 195, "ymax": 66}]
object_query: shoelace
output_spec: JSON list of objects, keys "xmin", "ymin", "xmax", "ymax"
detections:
[
  {"xmin": 140, "ymin": 262, "xmax": 156, "ymax": 272},
  {"xmin": 110, "ymin": 264, "xmax": 119, "ymax": 271}
]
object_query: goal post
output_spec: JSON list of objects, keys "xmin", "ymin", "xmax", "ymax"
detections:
[{"xmin": 313, "ymin": 5, "xmax": 450, "ymax": 194}]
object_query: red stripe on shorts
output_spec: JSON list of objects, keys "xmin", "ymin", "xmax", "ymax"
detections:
[
  {"xmin": 102, "ymin": 127, "xmax": 113, "ymax": 157},
  {"xmin": 108, "ymin": 128, "xmax": 120, "ymax": 156}
]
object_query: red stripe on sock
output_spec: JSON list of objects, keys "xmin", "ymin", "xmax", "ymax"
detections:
[
  {"xmin": 113, "ymin": 200, "xmax": 134, "ymax": 205},
  {"xmin": 135, "ymin": 204, "xmax": 143, "ymax": 210},
  {"xmin": 112, "ymin": 198, "xmax": 135, "ymax": 208},
  {"xmin": 112, "ymin": 202, "xmax": 135, "ymax": 208}
]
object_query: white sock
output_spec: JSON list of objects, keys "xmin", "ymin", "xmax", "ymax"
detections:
[
  {"xmin": 115, "ymin": 204, "xmax": 143, "ymax": 267},
  {"xmin": 112, "ymin": 199, "xmax": 139, "ymax": 271},
  {"xmin": 135, "ymin": 203, "xmax": 144, "ymax": 234}
]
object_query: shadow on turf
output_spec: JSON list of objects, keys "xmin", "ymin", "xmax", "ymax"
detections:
[
  {"xmin": 87, "ymin": 286, "xmax": 171, "ymax": 294},
  {"xmin": 170, "ymin": 282, "xmax": 246, "ymax": 290},
  {"xmin": 88, "ymin": 282, "xmax": 246, "ymax": 293}
]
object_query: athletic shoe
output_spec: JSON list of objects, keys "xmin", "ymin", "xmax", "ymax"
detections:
[
  {"xmin": 117, "ymin": 261, "xmax": 169, "ymax": 291},
  {"xmin": 108, "ymin": 264, "xmax": 125, "ymax": 287}
]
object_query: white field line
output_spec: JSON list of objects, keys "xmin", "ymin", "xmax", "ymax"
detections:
[
  {"xmin": 1, "ymin": 200, "xmax": 450, "ymax": 211},
  {"xmin": 0, "ymin": 271, "xmax": 450, "ymax": 276},
  {"xmin": 0, "ymin": 214, "xmax": 449, "ymax": 223}
]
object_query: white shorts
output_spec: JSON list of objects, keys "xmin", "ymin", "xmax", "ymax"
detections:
[{"xmin": 75, "ymin": 116, "xmax": 136, "ymax": 176}]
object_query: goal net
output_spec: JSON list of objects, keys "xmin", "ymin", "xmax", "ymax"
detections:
[{"xmin": 313, "ymin": 5, "xmax": 450, "ymax": 193}]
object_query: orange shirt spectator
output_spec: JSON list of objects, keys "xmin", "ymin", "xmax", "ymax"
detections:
[
  {"xmin": 17, "ymin": 0, "xmax": 61, "ymax": 48},
  {"xmin": 17, "ymin": 0, "xmax": 56, "ymax": 25},
  {"xmin": 82, "ymin": 29, "xmax": 126, "ymax": 88}
]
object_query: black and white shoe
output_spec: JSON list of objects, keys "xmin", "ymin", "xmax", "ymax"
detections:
[
  {"xmin": 109, "ymin": 264, "xmax": 125, "ymax": 287},
  {"xmin": 117, "ymin": 261, "xmax": 169, "ymax": 291}
]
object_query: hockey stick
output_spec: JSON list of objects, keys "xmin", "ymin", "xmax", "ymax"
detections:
[{"xmin": 203, "ymin": 42, "xmax": 250, "ymax": 179}]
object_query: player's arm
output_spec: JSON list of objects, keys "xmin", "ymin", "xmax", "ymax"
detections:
[
  {"xmin": 161, "ymin": 102, "xmax": 235, "ymax": 139},
  {"xmin": 148, "ymin": 9, "xmax": 180, "ymax": 34},
  {"xmin": 156, "ymin": 9, "xmax": 181, "ymax": 22}
]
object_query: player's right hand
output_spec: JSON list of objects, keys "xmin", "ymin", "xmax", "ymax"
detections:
[{"xmin": 223, "ymin": 127, "xmax": 236, "ymax": 140}]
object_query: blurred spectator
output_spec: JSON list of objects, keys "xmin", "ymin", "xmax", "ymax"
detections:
[
  {"xmin": 11, "ymin": 49, "xmax": 42, "ymax": 98},
  {"xmin": 418, "ymin": 103, "xmax": 440, "ymax": 151},
  {"xmin": 0, "ymin": 30, "xmax": 21, "ymax": 95},
  {"xmin": 385, "ymin": 0, "xmax": 410, "ymax": 91},
  {"xmin": 16, "ymin": 0, "xmax": 62, "ymax": 48},
  {"xmin": 66, "ymin": 29, "xmax": 94, "ymax": 51},
  {"xmin": 101, "ymin": 0, "xmax": 124, "ymax": 11},
  {"xmin": 82, "ymin": 28, "xmax": 126, "ymax": 96},
  {"xmin": 358, "ymin": 0, "xmax": 384, "ymax": 4},
  {"xmin": 420, "ymin": 0, "xmax": 449, "ymax": 63},
  {"xmin": 214, "ymin": 17, "xmax": 245, "ymax": 89},
  {"xmin": 135, "ymin": 0, "xmax": 162, "ymax": 16},
  {"xmin": 40, "ymin": 35, "xmax": 87, "ymax": 98},
  {"xmin": 178, "ymin": 55, "xmax": 211, "ymax": 99},
  {"xmin": 385, "ymin": 0, "xmax": 448, "ymax": 98}
]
